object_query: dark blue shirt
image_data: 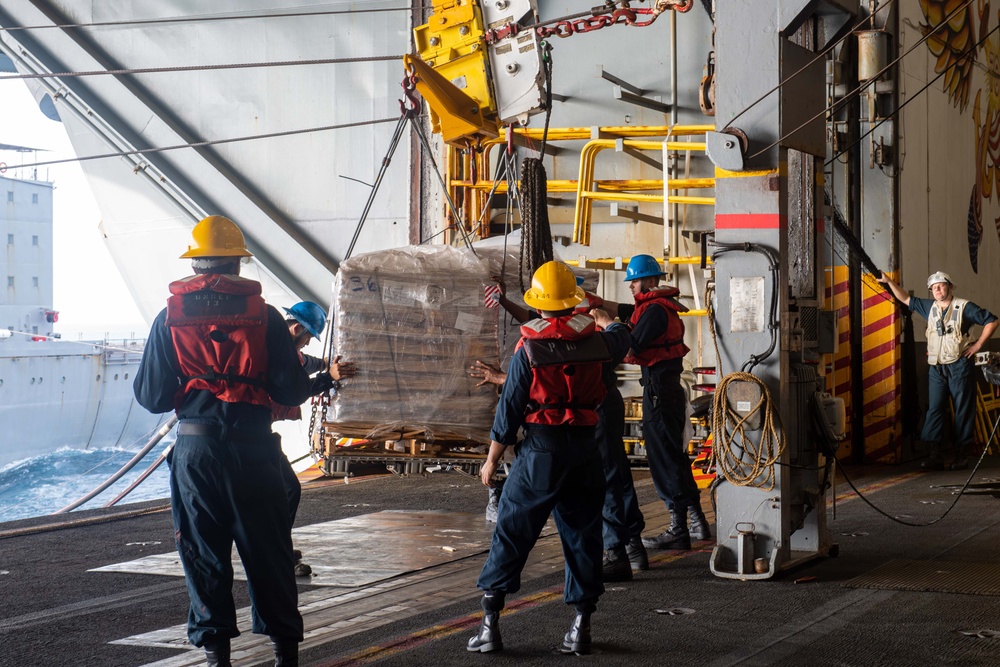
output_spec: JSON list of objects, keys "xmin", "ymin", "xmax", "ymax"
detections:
[
  {"xmin": 134, "ymin": 303, "xmax": 310, "ymax": 432},
  {"xmin": 909, "ymin": 296, "xmax": 997, "ymax": 333},
  {"xmin": 489, "ymin": 322, "xmax": 630, "ymax": 445},
  {"xmin": 302, "ymin": 353, "xmax": 337, "ymax": 395},
  {"xmin": 618, "ymin": 301, "xmax": 684, "ymax": 377}
]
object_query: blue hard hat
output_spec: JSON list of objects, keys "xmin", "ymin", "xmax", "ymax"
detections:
[
  {"xmin": 283, "ymin": 301, "xmax": 327, "ymax": 339},
  {"xmin": 624, "ymin": 254, "xmax": 665, "ymax": 281}
]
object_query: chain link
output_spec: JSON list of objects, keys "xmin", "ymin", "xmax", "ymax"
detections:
[
  {"xmin": 486, "ymin": 3, "xmax": 679, "ymax": 44},
  {"xmin": 537, "ymin": 8, "xmax": 642, "ymax": 39}
]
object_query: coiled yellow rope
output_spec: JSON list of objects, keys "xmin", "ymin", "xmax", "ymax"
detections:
[
  {"xmin": 705, "ymin": 283, "xmax": 786, "ymax": 490},
  {"xmin": 709, "ymin": 372, "xmax": 786, "ymax": 491}
]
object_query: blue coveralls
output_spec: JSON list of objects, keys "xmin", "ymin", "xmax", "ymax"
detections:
[
  {"xmin": 134, "ymin": 302, "xmax": 310, "ymax": 648},
  {"xmin": 596, "ymin": 355, "xmax": 645, "ymax": 550},
  {"xmin": 909, "ymin": 297, "xmax": 997, "ymax": 449},
  {"xmin": 478, "ymin": 323, "xmax": 630, "ymax": 609},
  {"xmin": 620, "ymin": 303, "xmax": 700, "ymax": 512},
  {"xmin": 277, "ymin": 352, "xmax": 337, "ymax": 526}
]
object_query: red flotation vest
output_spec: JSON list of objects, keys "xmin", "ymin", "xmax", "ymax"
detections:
[
  {"xmin": 165, "ymin": 273, "xmax": 271, "ymax": 408},
  {"xmin": 572, "ymin": 292, "xmax": 605, "ymax": 315},
  {"xmin": 516, "ymin": 314, "xmax": 610, "ymax": 426},
  {"xmin": 624, "ymin": 287, "xmax": 689, "ymax": 367}
]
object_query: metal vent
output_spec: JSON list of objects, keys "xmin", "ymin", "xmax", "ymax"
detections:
[
  {"xmin": 800, "ymin": 306, "xmax": 819, "ymax": 345},
  {"xmin": 846, "ymin": 559, "xmax": 1000, "ymax": 596}
]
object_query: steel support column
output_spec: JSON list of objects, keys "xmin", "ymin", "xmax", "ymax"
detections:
[{"xmin": 708, "ymin": 0, "xmax": 858, "ymax": 579}]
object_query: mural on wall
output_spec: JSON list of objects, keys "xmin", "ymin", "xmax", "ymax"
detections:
[{"xmin": 918, "ymin": 0, "xmax": 998, "ymax": 272}]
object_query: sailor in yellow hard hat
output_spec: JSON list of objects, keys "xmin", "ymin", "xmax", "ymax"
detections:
[
  {"xmin": 468, "ymin": 261, "xmax": 631, "ymax": 655},
  {"xmin": 134, "ymin": 215, "xmax": 309, "ymax": 666}
]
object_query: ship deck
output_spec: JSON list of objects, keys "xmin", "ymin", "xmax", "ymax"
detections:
[{"xmin": 1, "ymin": 459, "xmax": 999, "ymax": 667}]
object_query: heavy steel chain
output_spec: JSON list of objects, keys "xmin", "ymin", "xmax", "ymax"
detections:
[{"xmin": 485, "ymin": 1, "xmax": 693, "ymax": 44}]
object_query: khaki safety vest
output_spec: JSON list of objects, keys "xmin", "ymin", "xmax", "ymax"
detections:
[{"xmin": 925, "ymin": 298, "xmax": 969, "ymax": 366}]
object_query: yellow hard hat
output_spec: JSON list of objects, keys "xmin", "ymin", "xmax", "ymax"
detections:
[
  {"xmin": 523, "ymin": 261, "xmax": 586, "ymax": 311},
  {"xmin": 179, "ymin": 215, "xmax": 254, "ymax": 259}
]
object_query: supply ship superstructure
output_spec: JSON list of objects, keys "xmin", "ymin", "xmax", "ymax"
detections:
[{"xmin": 0, "ymin": 170, "xmax": 164, "ymax": 468}]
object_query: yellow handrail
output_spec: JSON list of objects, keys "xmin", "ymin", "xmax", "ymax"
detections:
[
  {"xmin": 573, "ymin": 136, "xmax": 714, "ymax": 245},
  {"xmin": 564, "ymin": 256, "xmax": 713, "ymax": 267},
  {"xmin": 444, "ymin": 125, "xmax": 717, "ymax": 248}
]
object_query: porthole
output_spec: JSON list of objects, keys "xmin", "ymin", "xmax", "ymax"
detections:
[
  {"xmin": 124, "ymin": 373, "xmax": 129, "ymax": 380},
  {"xmin": 38, "ymin": 377, "xmax": 42, "ymax": 384},
  {"xmin": 61, "ymin": 376, "xmax": 66, "ymax": 383},
  {"xmin": 96, "ymin": 374, "xmax": 101, "ymax": 381},
  {"xmin": 30, "ymin": 377, "xmax": 35, "ymax": 384},
  {"xmin": 114, "ymin": 373, "xmax": 119, "ymax": 381}
]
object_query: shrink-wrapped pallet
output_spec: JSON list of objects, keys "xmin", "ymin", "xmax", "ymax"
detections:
[{"xmin": 329, "ymin": 245, "xmax": 500, "ymax": 442}]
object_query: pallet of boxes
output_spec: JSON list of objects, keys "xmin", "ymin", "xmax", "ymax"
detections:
[{"xmin": 314, "ymin": 245, "xmax": 501, "ymax": 476}]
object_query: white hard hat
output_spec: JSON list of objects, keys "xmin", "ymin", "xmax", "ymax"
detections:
[{"xmin": 926, "ymin": 271, "xmax": 953, "ymax": 289}]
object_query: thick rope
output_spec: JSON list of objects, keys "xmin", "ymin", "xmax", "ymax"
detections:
[
  {"xmin": 517, "ymin": 157, "xmax": 553, "ymax": 292},
  {"xmin": 709, "ymin": 373, "xmax": 786, "ymax": 491}
]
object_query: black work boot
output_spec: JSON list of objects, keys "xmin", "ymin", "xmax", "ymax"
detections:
[
  {"xmin": 467, "ymin": 612, "xmax": 502, "ymax": 652},
  {"xmin": 921, "ymin": 444, "xmax": 944, "ymax": 470},
  {"xmin": 203, "ymin": 639, "xmax": 232, "ymax": 667},
  {"xmin": 468, "ymin": 593, "xmax": 504, "ymax": 653},
  {"xmin": 602, "ymin": 545, "xmax": 633, "ymax": 582},
  {"xmin": 560, "ymin": 612, "xmax": 592, "ymax": 655},
  {"xmin": 641, "ymin": 508, "xmax": 691, "ymax": 550},
  {"xmin": 950, "ymin": 444, "xmax": 970, "ymax": 470},
  {"xmin": 688, "ymin": 505, "xmax": 712, "ymax": 541},
  {"xmin": 625, "ymin": 537, "xmax": 649, "ymax": 571},
  {"xmin": 271, "ymin": 638, "xmax": 298, "ymax": 667}
]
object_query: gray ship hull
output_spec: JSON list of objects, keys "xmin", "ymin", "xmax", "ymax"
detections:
[{"xmin": 0, "ymin": 337, "xmax": 166, "ymax": 469}]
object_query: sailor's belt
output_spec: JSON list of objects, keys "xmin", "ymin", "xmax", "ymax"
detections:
[{"xmin": 177, "ymin": 422, "xmax": 273, "ymax": 443}]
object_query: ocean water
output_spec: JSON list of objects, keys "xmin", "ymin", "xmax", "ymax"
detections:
[{"xmin": 0, "ymin": 439, "xmax": 174, "ymax": 523}]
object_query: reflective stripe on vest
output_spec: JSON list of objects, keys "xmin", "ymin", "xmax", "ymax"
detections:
[
  {"xmin": 925, "ymin": 298, "xmax": 969, "ymax": 366},
  {"xmin": 517, "ymin": 314, "xmax": 608, "ymax": 426}
]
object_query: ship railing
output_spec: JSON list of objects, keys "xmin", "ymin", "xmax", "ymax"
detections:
[{"xmin": 101, "ymin": 337, "xmax": 148, "ymax": 365}]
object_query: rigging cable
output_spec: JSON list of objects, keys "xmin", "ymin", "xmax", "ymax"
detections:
[
  {"xmin": 104, "ymin": 446, "xmax": 171, "ymax": 507},
  {"xmin": 748, "ymin": 0, "xmax": 977, "ymax": 160},
  {"xmin": 409, "ymin": 117, "xmax": 478, "ymax": 255},
  {"xmin": 4, "ymin": 116, "xmax": 400, "ymax": 171},
  {"xmin": 838, "ymin": 423, "xmax": 996, "ymax": 527},
  {"xmin": 824, "ymin": 20, "xmax": 1000, "ymax": 167},
  {"xmin": 0, "ymin": 6, "xmax": 414, "ymax": 33},
  {"xmin": 1, "ymin": 328, "xmax": 147, "ymax": 356},
  {"xmin": 538, "ymin": 41, "xmax": 554, "ymax": 160},
  {"xmin": 824, "ymin": 182, "xmax": 922, "ymax": 443},
  {"xmin": 723, "ymin": 0, "xmax": 899, "ymax": 131},
  {"xmin": 52, "ymin": 415, "xmax": 178, "ymax": 514},
  {"xmin": 0, "ymin": 54, "xmax": 403, "ymax": 82}
]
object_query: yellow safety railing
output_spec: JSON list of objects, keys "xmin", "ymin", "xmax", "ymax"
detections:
[
  {"xmin": 573, "ymin": 134, "xmax": 715, "ymax": 245},
  {"xmin": 444, "ymin": 124, "xmax": 715, "ymax": 241}
]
